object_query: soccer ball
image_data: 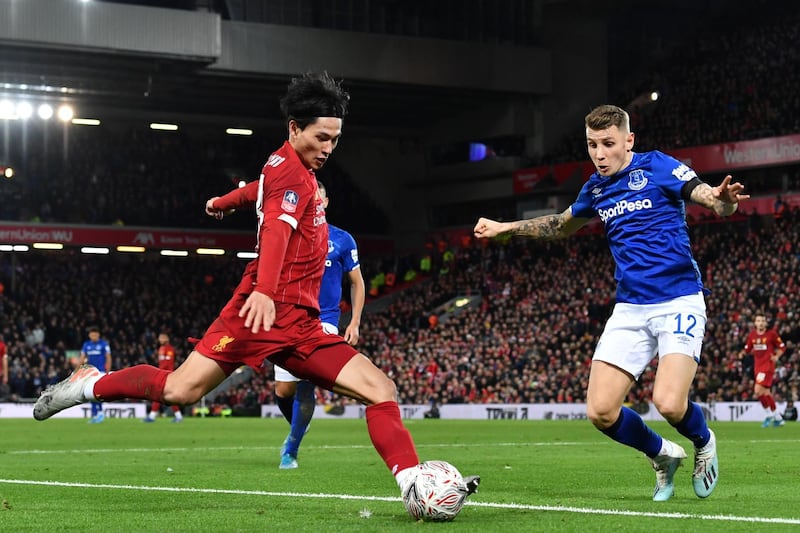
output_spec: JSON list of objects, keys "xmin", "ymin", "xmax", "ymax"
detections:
[{"xmin": 401, "ymin": 460, "xmax": 468, "ymax": 522}]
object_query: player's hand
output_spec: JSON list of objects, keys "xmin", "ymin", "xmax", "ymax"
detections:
[
  {"xmin": 205, "ymin": 197, "xmax": 235, "ymax": 220},
  {"xmin": 343, "ymin": 323, "xmax": 360, "ymax": 346},
  {"xmin": 713, "ymin": 175, "xmax": 750, "ymax": 205},
  {"xmin": 239, "ymin": 291, "xmax": 276, "ymax": 334},
  {"xmin": 473, "ymin": 217, "xmax": 507, "ymax": 239}
]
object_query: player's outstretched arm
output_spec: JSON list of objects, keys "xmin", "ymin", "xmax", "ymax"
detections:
[
  {"xmin": 474, "ymin": 208, "xmax": 588, "ymax": 240},
  {"xmin": 689, "ymin": 175, "xmax": 749, "ymax": 216}
]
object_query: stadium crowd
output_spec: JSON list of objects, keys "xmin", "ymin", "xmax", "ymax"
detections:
[{"xmin": 2, "ymin": 208, "xmax": 798, "ymax": 411}]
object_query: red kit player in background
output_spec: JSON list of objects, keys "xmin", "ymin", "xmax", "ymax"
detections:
[
  {"xmin": 33, "ymin": 71, "xmax": 478, "ymax": 513},
  {"xmin": 143, "ymin": 332, "xmax": 183, "ymax": 423},
  {"xmin": 740, "ymin": 313, "xmax": 787, "ymax": 427}
]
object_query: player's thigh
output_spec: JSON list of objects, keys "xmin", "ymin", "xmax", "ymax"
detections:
[
  {"xmin": 332, "ymin": 352, "xmax": 396, "ymax": 405},
  {"xmin": 587, "ymin": 360, "xmax": 635, "ymax": 424},
  {"xmin": 164, "ymin": 351, "xmax": 227, "ymax": 404},
  {"xmin": 274, "ymin": 365, "xmax": 299, "ymax": 398},
  {"xmin": 593, "ymin": 303, "xmax": 657, "ymax": 379}
]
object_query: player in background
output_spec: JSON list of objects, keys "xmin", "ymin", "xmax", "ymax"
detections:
[
  {"xmin": 474, "ymin": 105, "xmax": 747, "ymax": 502},
  {"xmin": 34, "ymin": 71, "xmax": 478, "ymax": 511},
  {"xmin": 274, "ymin": 179, "xmax": 366, "ymax": 469},
  {"xmin": 740, "ymin": 313, "xmax": 786, "ymax": 427},
  {"xmin": 1, "ymin": 334, "xmax": 7, "ymax": 390},
  {"xmin": 144, "ymin": 332, "xmax": 184, "ymax": 423},
  {"xmin": 80, "ymin": 326, "xmax": 111, "ymax": 424}
]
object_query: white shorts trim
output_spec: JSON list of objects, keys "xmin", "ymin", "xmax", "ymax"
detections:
[
  {"xmin": 273, "ymin": 321, "xmax": 339, "ymax": 382},
  {"xmin": 593, "ymin": 292, "xmax": 706, "ymax": 379}
]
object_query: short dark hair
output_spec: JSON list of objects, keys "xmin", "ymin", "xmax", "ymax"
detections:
[
  {"xmin": 280, "ymin": 71, "xmax": 350, "ymax": 129},
  {"xmin": 585, "ymin": 104, "xmax": 630, "ymax": 132},
  {"xmin": 87, "ymin": 325, "xmax": 100, "ymax": 334}
]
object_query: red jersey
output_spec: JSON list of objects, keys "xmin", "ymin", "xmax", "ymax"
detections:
[
  {"xmin": 744, "ymin": 328, "xmax": 785, "ymax": 371},
  {"xmin": 157, "ymin": 343, "xmax": 177, "ymax": 371},
  {"xmin": 215, "ymin": 141, "xmax": 327, "ymax": 310}
]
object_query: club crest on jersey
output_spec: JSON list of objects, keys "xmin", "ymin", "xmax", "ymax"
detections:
[
  {"xmin": 281, "ymin": 190, "xmax": 299, "ymax": 213},
  {"xmin": 591, "ymin": 187, "xmax": 603, "ymax": 196},
  {"xmin": 627, "ymin": 170, "xmax": 648, "ymax": 191}
]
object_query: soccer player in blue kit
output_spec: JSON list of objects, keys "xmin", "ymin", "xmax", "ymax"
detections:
[
  {"xmin": 80, "ymin": 326, "xmax": 112, "ymax": 423},
  {"xmin": 274, "ymin": 180, "xmax": 366, "ymax": 469},
  {"xmin": 473, "ymin": 105, "xmax": 748, "ymax": 501}
]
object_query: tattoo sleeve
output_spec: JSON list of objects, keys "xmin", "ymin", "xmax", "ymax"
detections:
[
  {"xmin": 689, "ymin": 183, "xmax": 737, "ymax": 216},
  {"xmin": 511, "ymin": 213, "xmax": 568, "ymax": 239}
]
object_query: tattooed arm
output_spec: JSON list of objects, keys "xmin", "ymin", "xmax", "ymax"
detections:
[
  {"xmin": 473, "ymin": 208, "xmax": 590, "ymax": 240},
  {"xmin": 686, "ymin": 175, "xmax": 749, "ymax": 217}
]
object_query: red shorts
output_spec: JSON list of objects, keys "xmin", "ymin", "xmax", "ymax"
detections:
[
  {"xmin": 754, "ymin": 363, "xmax": 775, "ymax": 387},
  {"xmin": 194, "ymin": 292, "xmax": 358, "ymax": 391}
]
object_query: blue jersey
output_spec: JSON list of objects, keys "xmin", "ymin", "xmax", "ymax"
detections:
[
  {"xmin": 81, "ymin": 339, "xmax": 111, "ymax": 371},
  {"xmin": 319, "ymin": 224, "xmax": 360, "ymax": 327},
  {"xmin": 571, "ymin": 150, "xmax": 703, "ymax": 304}
]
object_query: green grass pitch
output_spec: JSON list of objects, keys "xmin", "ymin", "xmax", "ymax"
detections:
[{"xmin": 1, "ymin": 417, "xmax": 798, "ymax": 532}]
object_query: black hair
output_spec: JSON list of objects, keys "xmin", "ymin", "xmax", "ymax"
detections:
[
  {"xmin": 87, "ymin": 325, "xmax": 100, "ymax": 333},
  {"xmin": 280, "ymin": 71, "xmax": 350, "ymax": 129}
]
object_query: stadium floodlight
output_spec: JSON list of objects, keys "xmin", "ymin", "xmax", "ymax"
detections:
[
  {"xmin": 57, "ymin": 104, "xmax": 74, "ymax": 122},
  {"xmin": 150, "ymin": 122, "xmax": 178, "ymax": 131},
  {"xmin": 237, "ymin": 251, "xmax": 257, "ymax": 259},
  {"xmin": 226, "ymin": 128, "xmax": 253, "ymax": 136},
  {"xmin": 160, "ymin": 250, "xmax": 189, "ymax": 257},
  {"xmin": 16, "ymin": 102, "xmax": 33, "ymax": 119},
  {"xmin": 3, "ymin": 167, "xmax": 14, "ymax": 178},
  {"xmin": 0, "ymin": 100, "xmax": 16, "ymax": 119},
  {"xmin": 116, "ymin": 245, "xmax": 146, "ymax": 253},
  {"xmin": 12, "ymin": 245, "xmax": 29, "ymax": 252},
  {"xmin": 196, "ymin": 248, "xmax": 225, "ymax": 256},
  {"xmin": 237, "ymin": 180, "xmax": 247, "ymax": 188},
  {"xmin": 81, "ymin": 247, "xmax": 110, "ymax": 254},
  {"xmin": 650, "ymin": 91, "xmax": 660, "ymax": 102},
  {"xmin": 72, "ymin": 118, "xmax": 101, "ymax": 126},
  {"xmin": 38, "ymin": 104, "xmax": 53, "ymax": 119},
  {"xmin": 32, "ymin": 243, "xmax": 64, "ymax": 250}
]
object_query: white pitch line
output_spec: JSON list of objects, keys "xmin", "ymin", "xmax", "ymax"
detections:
[
  {"xmin": 7, "ymin": 441, "xmax": 589, "ymax": 455},
  {"xmin": 0, "ymin": 478, "xmax": 799, "ymax": 526}
]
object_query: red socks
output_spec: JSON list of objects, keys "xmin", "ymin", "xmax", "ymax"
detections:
[
  {"xmin": 759, "ymin": 394, "xmax": 776, "ymax": 411},
  {"xmin": 365, "ymin": 401, "xmax": 419, "ymax": 474},
  {"xmin": 94, "ymin": 365, "xmax": 169, "ymax": 402}
]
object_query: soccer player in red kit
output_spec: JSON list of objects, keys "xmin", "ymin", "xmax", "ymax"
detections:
[
  {"xmin": 33, "ymin": 71, "xmax": 478, "ymax": 515},
  {"xmin": 143, "ymin": 332, "xmax": 183, "ymax": 423},
  {"xmin": 740, "ymin": 313, "xmax": 786, "ymax": 427}
]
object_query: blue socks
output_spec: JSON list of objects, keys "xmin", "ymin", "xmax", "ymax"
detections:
[
  {"xmin": 276, "ymin": 394, "xmax": 294, "ymax": 424},
  {"xmin": 283, "ymin": 381, "xmax": 315, "ymax": 457},
  {"xmin": 670, "ymin": 402, "xmax": 711, "ymax": 448},
  {"xmin": 601, "ymin": 406, "xmax": 663, "ymax": 458}
]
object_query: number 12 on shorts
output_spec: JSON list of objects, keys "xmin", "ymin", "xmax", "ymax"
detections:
[{"xmin": 673, "ymin": 313, "xmax": 697, "ymax": 337}]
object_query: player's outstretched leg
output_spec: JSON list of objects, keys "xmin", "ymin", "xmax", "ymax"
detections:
[
  {"xmin": 650, "ymin": 439, "xmax": 687, "ymax": 501},
  {"xmin": 692, "ymin": 429, "xmax": 718, "ymax": 498},
  {"xmin": 34, "ymin": 365, "xmax": 101, "ymax": 421}
]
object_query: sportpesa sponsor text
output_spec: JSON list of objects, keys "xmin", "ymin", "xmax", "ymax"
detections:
[{"xmin": 598, "ymin": 199, "xmax": 653, "ymax": 222}]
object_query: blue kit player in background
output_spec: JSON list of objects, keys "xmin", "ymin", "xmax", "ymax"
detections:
[
  {"xmin": 80, "ymin": 326, "xmax": 112, "ymax": 423},
  {"xmin": 274, "ymin": 179, "xmax": 366, "ymax": 469},
  {"xmin": 474, "ymin": 104, "xmax": 748, "ymax": 501}
]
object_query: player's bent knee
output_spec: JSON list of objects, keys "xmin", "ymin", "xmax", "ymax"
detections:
[
  {"xmin": 652, "ymin": 397, "xmax": 686, "ymax": 422},
  {"xmin": 162, "ymin": 385, "xmax": 204, "ymax": 406},
  {"xmin": 586, "ymin": 398, "xmax": 624, "ymax": 429}
]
